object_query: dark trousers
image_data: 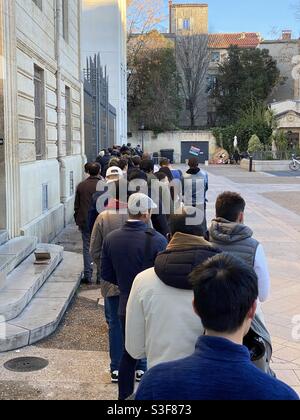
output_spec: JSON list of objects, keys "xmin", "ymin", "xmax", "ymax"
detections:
[
  {"xmin": 80, "ymin": 228, "xmax": 93, "ymax": 281},
  {"xmin": 104, "ymin": 296, "xmax": 123, "ymax": 373},
  {"xmin": 118, "ymin": 316, "xmax": 147, "ymax": 400}
]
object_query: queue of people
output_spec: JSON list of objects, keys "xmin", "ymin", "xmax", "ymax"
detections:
[{"xmin": 73, "ymin": 147, "xmax": 299, "ymax": 401}]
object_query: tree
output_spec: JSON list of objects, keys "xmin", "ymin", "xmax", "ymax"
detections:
[
  {"xmin": 248, "ymin": 135, "xmax": 264, "ymax": 153},
  {"xmin": 176, "ymin": 34, "xmax": 209, "ymax": 129},
  {"xmin": 128, "ymin": 32, "xmax": 182, "ymax": 133},
  {"xmin": 127, "ymin": 0, "xmax": 166, "ymax": 90},
  {"xmin": 213, "ymin": 46, "xmax": 282, "ymax": 125},
  {"xmin": 127, "ymin": 0, "xmax": 165, "ymax": 38},
  {"xmin": 213, "ymin": 103, "xmax": 275, "ymax": 153}
]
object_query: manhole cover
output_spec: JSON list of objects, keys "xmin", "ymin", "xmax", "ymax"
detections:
[{"xmin": 4, "ymin": 357, "xmax": 49, "ymax": 373}]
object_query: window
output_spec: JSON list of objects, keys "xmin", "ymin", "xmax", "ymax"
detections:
[
  {"xmin": 33, "ymin": 0, "xmax": 42, "ymax": 10},
  {"xmin": 65, "ymin": 86, "xmax": 72, "ymax": 155},
  {"xmin": 70, "ymin": 171, "xmax": 74, "ymax": 195},
  {"xmin": 211, "ymin": 52, "xmax": 221, "ymax": 63},
  {"xmin": 183, "ymin": 19, "xmax": 190, "ymax": 30},
  {"xmin": 42, "ymin": 184, "xmax": 49, "ymax": 212},
  {"xmin": 207, "ymin": 75, "xmax": 218, "ymax": 92},
  {"xmin": 34, "ymin": 65, "xmax": 46, "ymax": 160},
  {"xmin": 62, "ymin": 0, "xmax": 69, "ymax": 42}
]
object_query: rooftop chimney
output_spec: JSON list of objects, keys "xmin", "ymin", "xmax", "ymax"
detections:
[{"xmin": 282, "ymin": 30, "xmax": 292, "ymax": 41}]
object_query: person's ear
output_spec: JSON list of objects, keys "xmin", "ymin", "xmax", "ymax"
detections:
[
  {"xmin": 248, "ymin": 301, "xmax": 257, "ymax": 321},
  {"xmin": 238, "ymin": 212, "xmax": 244, "ymax": 224}
]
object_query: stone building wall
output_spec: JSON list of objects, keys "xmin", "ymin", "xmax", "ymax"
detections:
[{"xmin": 0, "ymin": 0, "xmax": 85, "ymax": 242}]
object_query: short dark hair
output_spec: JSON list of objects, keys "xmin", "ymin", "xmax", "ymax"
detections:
[
  {"xmin": 190, "ymin": 254, "xmax": 258, "ymax": 334},
  {"xmin": 159, "ymin": 166, "xmax": 173, "ymax": 182},
  {"xmin": 127, "ymin": 169, "xmax": 148, "ymax": 182},
  {"xmin": 84, "ymin": 162, "xmax": 92, "ymax": 174},
  {"xmin": 88, "ymin": 162, "xmax": 101, "ymax": 177},
  {"xmin": 118, "ymin": 158, "xmax": 128, "ymax": 171},
  {"xmin": 132, "ymin": 156, "xmax": 141, "ymax": 167},
  {"xmin": 155, "ymin": 171, "xmax": 168, "ymax": 182},
  {"xmin": 216, "ymin": 192, "xmax": 246, "ymax": 222},
  {"xmin": 188, "ymin": 157, "xmax": 199, "ymax": 168},
  {"xmin": 140, "ymin": 159, "xmax": 154, "ymax": 174},
  {"xmin": 169, "ymin": 207, "xmax": 206, "ymax": 237}
]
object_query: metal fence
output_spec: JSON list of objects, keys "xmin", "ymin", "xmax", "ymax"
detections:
[{"xmin": 251, "ymin": 150, "xmax": 300, "ymax": 161}]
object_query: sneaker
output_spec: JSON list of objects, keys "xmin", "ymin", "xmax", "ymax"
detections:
[
  {"xmin": 136, "ymin": 370, "xmax": 145, "ymax": 382},
  {"xmin": 111, "ymin": 371, "xmax": 119, "ymax": 383}
]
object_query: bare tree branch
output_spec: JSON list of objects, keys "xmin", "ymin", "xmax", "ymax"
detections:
[{"xmin": 176, "ymin": 34, "xmax": 209, "ymax": 128}]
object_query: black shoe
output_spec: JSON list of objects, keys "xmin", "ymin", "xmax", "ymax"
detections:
[{"xmin": 111, "ymin": 371, "xmax": 119, "ymax": 383}]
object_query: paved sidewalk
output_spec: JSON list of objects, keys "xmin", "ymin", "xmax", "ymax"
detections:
[
  {"xmin": 205, "ymin": 166, "xmax": 300, "ymax": 396},
  {"xmin": 0, "ymin": 165, "xmax": 300, "ymax": 399}
]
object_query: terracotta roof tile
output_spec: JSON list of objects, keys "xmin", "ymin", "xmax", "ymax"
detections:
[{"xmin": 208, "ymin": 33, "xmax": 261, "ymax": 49}]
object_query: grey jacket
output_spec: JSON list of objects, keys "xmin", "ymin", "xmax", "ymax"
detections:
[
  {"xmin": 90, "ymin": 209, "xmax": 128, "ymax": 298},
  {"xmin": 209, "ymin": 218, "xmax": 273, "ymax": 375},
  {"xmin": 210, "ymin": 218, "xmax": 259, "ymax": 267}
]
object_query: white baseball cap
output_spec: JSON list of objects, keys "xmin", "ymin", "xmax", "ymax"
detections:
[
  {"xmin": 106, "ymin": 166, "xmax": 123, "ymax": 182},
  {"xmin": 128, "ymin": 193, "xmax": 157, "ymax": 215}
]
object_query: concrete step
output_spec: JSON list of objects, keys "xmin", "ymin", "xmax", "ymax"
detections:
[
  {"xmin": 0, "ymin": 237, "xmax": 37, "ymax": 289},
  {"xmin": 0, "ymin": 251, "xmax": 82, "ymax": 352},
  {"xmin": 0, "ymin": 231, "xmax": 8, "ymax": 246},
  {"xmin": 0, "ymin": 244, "xmax": 64, "ymax": 321}
]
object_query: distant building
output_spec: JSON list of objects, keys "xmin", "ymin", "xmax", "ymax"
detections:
[
  {"xmin": 169, "ymin": 1, "xmax": 208, "ymax": 35},
  {"xmin": 82, "ymin": 0, "xmax": 127, "ymax": 146},
  {"xmin": 84, "ymin": 55, "xmax": 116, "ymax": 161},
  {"xmin": 207, "ymin": 33, "xmax": 261, "ymax": 126},
  {"xmin": 0, "ymin": 0, "xmax": 84, "ymax": 241}
]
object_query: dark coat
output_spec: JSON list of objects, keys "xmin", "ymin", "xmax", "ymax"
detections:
[{"xmin": 74, "ymin": 176, "xmax": 101, "ymax": 230}]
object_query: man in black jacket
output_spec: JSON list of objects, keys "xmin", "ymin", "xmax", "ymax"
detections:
[
  {"xmin": 74, "ymin": 162, "xmax": 101, "ymax": 284},
  {"xmin": 125, "ymin": 207, "xmax": 221, "ymax": 370},
  {"xmin": 101, "ymin": 193, "xmax": 168, "ymax": 400}
]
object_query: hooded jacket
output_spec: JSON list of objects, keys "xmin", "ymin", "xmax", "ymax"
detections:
[
  {"xmin": 209, "ymin": 218, "xmax": 273, "ymax": 374},
  {"xmin": 210, "ymin": 218, "xmax": 259, "ymax": 267},
  {"xmin": 125, "ymin": 233, "xmax": 221, "ymax": 369}
]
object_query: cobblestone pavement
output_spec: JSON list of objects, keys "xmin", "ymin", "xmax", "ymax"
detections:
[{"xmin": 0, "ymin": 165, "xmax": 300, "ymax": 399}]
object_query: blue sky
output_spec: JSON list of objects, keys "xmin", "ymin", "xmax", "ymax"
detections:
[{"xmin": 163, "ymin": 0, "xmax": 300, "ymax": 39}]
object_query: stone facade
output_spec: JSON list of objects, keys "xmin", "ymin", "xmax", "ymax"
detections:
[
  {"xmin": 0, "ymin": 0, "xmax": 85, "ymax": 242},
  {"xmin": 259, "ymin": 38, "xmax": 300, "ymax": 103},
  {"xmin": 271, "ymin": 100, "xmax": 300, "ymax": 148},
  {"xmin": 129, "ymin": 130, "xmax": 217, "ymax": 163},
  {"xmin": 82, "ymin": 0, "xmax": 127, "ymax": 146},
  {"xmin": 169, "ymin": 1, "xmax": 208, "ymax": 35}
]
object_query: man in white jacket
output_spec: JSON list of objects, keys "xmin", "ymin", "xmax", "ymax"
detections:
[{"xmin": 125, "ymin": 208, "xmax": 221, "ymax": 369}]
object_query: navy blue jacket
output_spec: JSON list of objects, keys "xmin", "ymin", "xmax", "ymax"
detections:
[
  {"xmin": 136, "ymin": 336, "xmax": 299, "ymax": 401},
  {"xmin": 101, "ymin": 221, "xmax": 168, "ymax": 315}
]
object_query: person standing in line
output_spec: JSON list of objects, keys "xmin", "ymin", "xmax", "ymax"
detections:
[
  {"xmin": 135, "ymin": 255, "xmax": 299, "ymax": 401},
  {"xmin": 125, "ymin": 208, "xmax": 221, "ymax": 369},
  {"xmin": 101, "ymin": 193, "xmax": 168, "ymax": 400},
  {"xmin": 209, "ymin": 191, "xmax": 272, "ymax": 374},
  {"xmin": 74, "ymin": 162, "xmax": 102, "ymax": 285}
]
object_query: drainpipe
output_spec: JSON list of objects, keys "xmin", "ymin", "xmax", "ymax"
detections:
[{"xmin": 55, "ymin": 0, "xmax": 63, "ymax": 159}]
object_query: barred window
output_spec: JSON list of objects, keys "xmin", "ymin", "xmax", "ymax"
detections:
[{"xmin": 34, "ymin": 65, "xmax": 46, "ymax": 160}]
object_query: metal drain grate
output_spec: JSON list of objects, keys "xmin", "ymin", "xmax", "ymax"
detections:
[{"xmin": 4, "ymin": 357, "xmax": 49, "ymax": 373}]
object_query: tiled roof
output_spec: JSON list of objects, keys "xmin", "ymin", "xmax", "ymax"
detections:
[{"xmin": 208, "ymin": 33, "xmax": 261, "ymax": 49}]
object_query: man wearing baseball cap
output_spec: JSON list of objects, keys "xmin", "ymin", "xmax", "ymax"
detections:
[{"xmin": 101, "ymin": 193, "xmax": 168, "ymax": 400}]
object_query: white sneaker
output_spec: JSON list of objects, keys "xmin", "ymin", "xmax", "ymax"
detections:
[
  {"xmin": 136, "ymin": 370, "xmax": 145, "ymax": 382},
  {"xmin": 111, "ymin": 371, "xmax": 119, "ymax": 383}
]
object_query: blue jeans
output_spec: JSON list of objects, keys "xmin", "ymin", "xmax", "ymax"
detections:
[
  {"xmin": 80, "ymin": 228, "xmax": 93, "ymax": 281},
  {"xmin": 104, "ymin": 296, "xmax": 124, "ymax": 373},
  {"xmin": 118, "ymin": 316, "xmax": 147, "ymax": 400}
]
